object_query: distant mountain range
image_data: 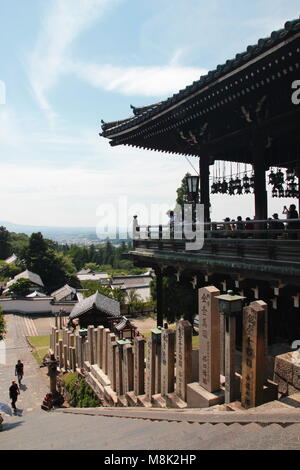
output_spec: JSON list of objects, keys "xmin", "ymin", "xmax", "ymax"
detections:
[{"xmin": 0, "ymin": 221, "xmax": 130, "ymax": 244}]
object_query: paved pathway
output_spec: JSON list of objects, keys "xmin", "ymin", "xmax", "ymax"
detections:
[
  {"xmin": 1, "ymin": 314, "xmax": 300, "ymax": 450},
  {"xmin": 0, "ymin": 314, "xmax": 49, "ymax": 426}
]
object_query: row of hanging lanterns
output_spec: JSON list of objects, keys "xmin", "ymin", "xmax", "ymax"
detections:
[
  {"xmin": 211, "ymin": 162, "xmax": 299, "ymax": 198},
  {"xmin": 211, "ymin": 163, "xmax": 254, "ymax": 196},
  {"xmin": 268, "ymin": 168, "xmax": 299, "ymax": 198}
]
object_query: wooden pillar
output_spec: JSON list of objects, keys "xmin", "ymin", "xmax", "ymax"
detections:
[
  {"xmin": 199, "ymin": 156, "xmax": 210, "ymax": 223},
  {"xmin": 252, "ymin": 134, "xmax": 268, "ymax": 223},
  {"xmin": 155, "ymin": 267, "xmax": 163, "ymax": 328}
]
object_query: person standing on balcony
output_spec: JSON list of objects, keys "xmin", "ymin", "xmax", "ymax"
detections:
[
  {"xmin": 283, "ymin": 204, "xmax": 300, "ymax": 239},
  {"xmin": 269, "ymin": 213, "xmax": 285, "ymax": 239}
]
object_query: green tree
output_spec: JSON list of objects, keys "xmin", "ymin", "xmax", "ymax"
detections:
[
  {"xmin": 0, "ymin": 261, "xmax": 22, "ymax": 281},
  {"xmin": 176, "ymin": 173, "xmax": 191, "ymax": 207},
  {"xmin": 150, "ymin": 274, "xmax": 197, "ymax": 326},
  {"xmin": 81, "ymin": 281, "xmax": 126, "ymax": 305},
  {"xmin": 23, "ymin": 232, "xmax": 77, "ymax": 293},
  {"xmin": 0, "ymin": 226, "xmax": 11, "ymax": 260},
  {"xmin": 8, "ymin": 278, "xmax": 35, "ymax": 297},
  {"xmin": 0, "ymin": 307, "xmax": 6, "ymax": 340},
  {"xmin": 126, "ymin": 289, "xmax": 144, "ymax": 313},
  {"xmin": 83, "ymin": 262, "xmax": 101, "ymax": 272}
]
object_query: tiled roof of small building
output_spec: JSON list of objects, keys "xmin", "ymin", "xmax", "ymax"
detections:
[{"xmin": 69, "ymin": 290, "xmax": 120, "ymax": 319}]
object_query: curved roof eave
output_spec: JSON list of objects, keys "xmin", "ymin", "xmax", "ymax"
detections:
[{"xmin": 100, "ymin": 19, "xmax": 300, "ymax": 140}]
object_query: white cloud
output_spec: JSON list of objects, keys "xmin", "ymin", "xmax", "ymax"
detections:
[
  {"xmin": 69, "ymin": 60, "xmax": 207, "ymax": 96},
  {"xmin": 27, "ymin": 0, "xmax": 119, "ymax": 122}
]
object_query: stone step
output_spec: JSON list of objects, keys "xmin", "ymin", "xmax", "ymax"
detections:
[{"xmin": 281, "ymin": 392, "xmax": 300, "ymax": 408}]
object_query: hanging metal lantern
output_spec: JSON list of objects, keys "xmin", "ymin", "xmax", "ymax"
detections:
[
  {"xmin": 286, "ymin": 168, "xmax": 295, "ymax": 181},
  {"xmin": 278, "ymin": 185, "xmax": 285, "ymax": 198},
  {"xmin": 228, "ymin": 179, "xmax": 235, "ymax": 195},
  {"xmin": 268, "ymin": 169, "xmax": 276, "ymax": 185},
  {"xmin": 221, "ymin": 179, "xmax": 228, "ymax": 194},
  {"xmin": 275, "ymin": 169, "xmax": 284, "ymax": 185},
  {"xmin": 211, "ymin": 181, "xmax": 218, "ymax": 194}
]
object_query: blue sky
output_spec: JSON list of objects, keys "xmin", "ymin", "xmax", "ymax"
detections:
[{"xmin": 0, "ymin": 0, "xmax": 299, "ymax": 229}]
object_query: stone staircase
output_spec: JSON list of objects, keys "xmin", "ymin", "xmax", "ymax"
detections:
[{"xmin": 54, "ymin": 392, "xmax": 300, "ymax": 427}]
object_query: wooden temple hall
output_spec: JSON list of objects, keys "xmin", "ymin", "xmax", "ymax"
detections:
[{"xmin": 101, "ymin": 19, "xmax": 300, "ymax": 344}]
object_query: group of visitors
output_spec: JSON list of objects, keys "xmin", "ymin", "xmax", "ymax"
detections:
[
  {"xmin": 8, "ymin": 360, "xmax": 24, "ymax": 412},
  {"xmin": 221, "ymin": 205, "xmax": 300, "ymax": 239}
]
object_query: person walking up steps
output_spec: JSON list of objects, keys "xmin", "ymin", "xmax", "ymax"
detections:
[
  {"xmin": 9, "ymin": 380, "xmax": 20, "ymax": 412},
  {"xmin": 15, "ymin": 359, "xmax": 24, "ymax": 385}
]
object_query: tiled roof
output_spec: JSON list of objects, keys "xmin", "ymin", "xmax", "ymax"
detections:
[
  {"xmin": 6, "ymin": 270, "xmax": 44, "ymax": 288},
  {"xmin": 51, "ymin": 284, "xmax": 77, "ymax": 302},
  {"xmin": 101, "ymin": 19, "xmax": 300, "ymax": 138},
  {"xmin": 69, "ymin": 290, "xmax": 120, "ymax": 319}
]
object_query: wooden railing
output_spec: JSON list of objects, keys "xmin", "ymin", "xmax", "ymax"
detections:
[{"xmin": 132, "ymin": 217, "xmax": 300, "ymax": 266}]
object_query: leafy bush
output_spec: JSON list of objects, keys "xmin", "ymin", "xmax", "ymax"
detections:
[{"xmin": 62, "ymin": 372, "xmax": 100, "ymax": 408}]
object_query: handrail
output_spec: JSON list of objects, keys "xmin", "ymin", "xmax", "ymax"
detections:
[{"xmin": 133, "ymin": 216, "xmax": 300, "ymax": 242}]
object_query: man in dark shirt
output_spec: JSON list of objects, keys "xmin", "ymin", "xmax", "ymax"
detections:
[
  {"xmin": 9, "ymin": 380, "xmax": 20, "ymax": 411},
  {"xmin": 283, "ymin": 204, "xmax": 300, "ymax": 239},
  {"xmin": 15, "ymin": 360, "xmax": 24, "ymax": 385},
  {"xmin": 269, "ymin": 213, "xmax": 285, "ymax": 238}
]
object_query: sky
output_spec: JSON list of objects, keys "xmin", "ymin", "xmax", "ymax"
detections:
[{"xmin": 0, "ymin": 0, "xmax": 299, "ymax": 230}]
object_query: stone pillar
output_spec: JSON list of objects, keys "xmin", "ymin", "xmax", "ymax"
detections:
[
  {"xmin": 220, "ymin": 313, "xmax": 225, "ymax": 377},
  {"xmin": 58, "ymin": 339, "xmax": 63, "ymax": 369},
  {"xmin": 63, "ymin": 344, "xmax": 68, "ymax": 370},
  {"xmin": 107, "ymin": 333, "xmax": 116, "ymax": 383},
  {"xmin": 69, "ymin": 345, "xmax": 74, "ymax": 371},
  {"xmin": 103, "ymin": 328, "xmax": 110, "ymax": 375},
  {"xmin": 241, "ymin": 305, "xmax": 265, "ymax": 409},
  {"xmin": 123, "ymin": 344, "xmax": 134, "ymax": 394},
  {"xmin": 224, "ymin": 315, "xmax": 236, "ymax": 404},
  {"xmin": 175, "ymin": 320, "xmax": 192, "ymax": 401},
  {"xmin": 63, "ymin": 328, "xmax": 68, "ymax": 348},
  {"xmin": 152, "ymin": 328, "xmax": 162, "ymax": 394},
  {"xmin": 87, "ymin": 326, "xmax": 95, "ymax": 365},
  {"xmin": 70, "ymin": 334, "xmax": 75, "ymax": 348},
  {"xmin": 161, "ymin": 328, "xmax": 175, "ymax": 396},
  {"xmin": 251, "ymin": 300, "xmax": 268, "ymax": 369},
  {"xmin": 97, "ymin": 326, "xmax": 104, "ymax": 369},
  {"xmin": 94, "ymin": 329, "xmax": 98, "ymax": 366},
  {"xmin": 110, "ymin": 342, "xmax": 118, "ymax": 391},
  {"xmin": 59, "ymin": 315, "xmax": 63, "ymax": 330},
  {"xmin": 198, "ymin": 286, "xmax": 221, "ymax": 393},
  {"xmin": 145, "ymin": 336, "xmax": 156, "ymax": 400},
  {"xmin": 54, "ymin": 329, "xmax": 59, "ymax": 358},
  {"xmin": 50, "ymin": 327, "xmax": 55, "ymax": 352},
  {"xmin": 47, "ymin": 354, "xmax": 59, "ymax": 395},
  {"xmin": 133, "ymin": 336, "xmax": 146, "ymax": 396},
  {"xmin": 115, "ymin": 344, "xmax": 123, "ymax": 396},
  {"xmin": 76, "ymin": 335, "xmax": 83, "ymax": 369},
  {"xmin": 71, "ymin": 347, "xmax": 76, "ymax": 372}
]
